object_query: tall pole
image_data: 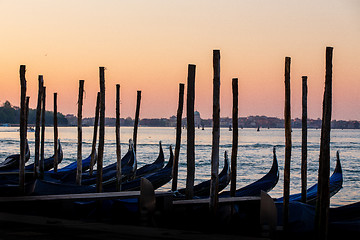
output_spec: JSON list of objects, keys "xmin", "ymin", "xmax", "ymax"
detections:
[
  {"xmin": 76, "ymin": 80, "xmax": 84, "ymax": 185},
  {"xmin": 90, "ymin": 92, "xmax": 100, "ymax": 176},
  {"xmin": 116, "ymin": 84, "xmax": 122, "ymax": 191},
  {"xmin": 171, "ymin": 83, "xmax": 185, "ymax": 191},
  {"xmin": 301, "ymin": 76, "xmax": 308, "ymax": 203},
  {"xmin": 230, "ymin": 78, "xmax": 238, "ymax": 197},
  {"xmin": 25, "ymin": 97, "xmax": 30, "ymax": 140},
  {"xmin": 210, "ymin": 50, "xmax": 220, "ymax": 213},
  {"xmin": 315, "ymin": 47, "xmax": 333, "ymax": 240},
  {"xmin": 34, "ymin": 75, "xmax": 43, "ymax": 177},
  {"xmin": 283, "ymin": 56, "xmax": 292, "ymax": 230},
  {"xmin": 40, "ymin": 86, "xmax": 46, "ymax": 180},
  {"xmin": 19, "ymin": 65, "xmax": 26, "ymax": 192},
  {"xmin": 133, "ymin": 90, "xmax": 141, "ymax": 153},
  {"xmin": 97, "ymin": 67, "xmax": 105, "ymax": 193},
  {"xmin": 53, "ymin": 92, "xmax": 59, "ymax": 172},
  {"xmin": 185, "ymin": 64, "xmax": 196, "ymax": 199}
]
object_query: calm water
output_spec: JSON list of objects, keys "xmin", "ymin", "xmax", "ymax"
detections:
[{"xmin": 0, "ymin": 126, "xmax": 359, "ymax": 207}]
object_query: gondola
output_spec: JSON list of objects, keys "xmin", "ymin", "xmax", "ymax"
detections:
[
  {"xmin": 73, "ymin": 147, "xmax": 174, "ymax": 217},
  {"xmin": 103, "ymin": 145, "xmax": 173, "ymax": 192},
  {"xmin": 220, "ymin": 147, "xmax": 279, "ymax": 197},
  {"xmin": 25, "ymin": 139, "xmax": 64, "ymax": 172},
  {"xmin": 0, "ymin": 140, "xmax": 64, "ymax": 185},
  {"xmin": 59, "ymin": 143, "xmax": 136, "ymax": 185},
  {"xmin": 274, "ymin": 199, "xmax": 359, "ymax": 234},
  {"xmin": 176, "ymin": 151, "xmax": 230, "ymax": 198},
  {"xmin": 275, "ymin": 150, "xmax": 343, "ymax": 204},
  {"xmin": 134, "ymin": 141, "xmax": 165, "ymax": 178},
  {"xmin": 0, "ymin": 140, "xmax": 30, "ymax": 171},
  {"xmin": 48, "ymin": 151, "xmax": 96, "ymax": 180},
  {"xmin": 29, "ymin": 143, "xmax": 167, "ymax": 195}
]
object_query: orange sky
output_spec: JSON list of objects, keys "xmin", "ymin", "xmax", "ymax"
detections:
[{"xmin": 1, "ymin": 1, "xmax": 359, "ymax": 120}]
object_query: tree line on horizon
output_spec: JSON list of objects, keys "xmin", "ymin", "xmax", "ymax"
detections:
[
  {"xmin": 2, "ymin": 101, "xmax": 359, "ymax": 129},
  {"xmin": 0, "ymin": 101, "xmax": 68, "ymax": 126}
]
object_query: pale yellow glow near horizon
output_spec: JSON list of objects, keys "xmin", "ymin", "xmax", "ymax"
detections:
[{"xmin": 1, "ymin": 0, "xmax": 359, "ymax": 120}]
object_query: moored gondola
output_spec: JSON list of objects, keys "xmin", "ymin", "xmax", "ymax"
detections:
[
  {"xmin": 275, "ymin": 150, "xmax": 343, "ymax": 204},
  {"xmin": 105, "ymin": 144, "xmax": 173, "ymax": 192},
  {"xmin": 0, "ymin": 140, "xmax": 30, "ymax": 171},
  {"xmin": 220, "ymin": 147, "xmax": 279, "ymax": 198},
  {"xmin": 176, "ymin": 151, "xmax": 230, "ymax": 198},
  {"xmin": 25, "ymin": 139, "xmax": 63, "ymax": 172}
]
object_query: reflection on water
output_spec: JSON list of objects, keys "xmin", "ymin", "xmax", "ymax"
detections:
[{"xmin": 0, "ymin": 126, "xmax": 359, "ymax": 206}]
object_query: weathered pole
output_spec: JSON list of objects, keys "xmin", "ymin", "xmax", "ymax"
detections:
[
  {"xmin": 171, "ymin": 83, "xmax": 185, "ymax": 191},
  {"xmin": 315, "ymin": 46, "xmax": 333, "ymax": 240},
  {"xmin": 301, "ymin": 76, "xmax": 308, "ymax": 203},
  {"xmin": 185, "ymin": 64, "xmax": 196, "ymax": 199},
  {"xmin": 53, "ymin": 92, "xmax": 59, "ymax": 172},
  {"xmin": 90, "ymin": 92, "xmax": 100, "ymax": 176},
  {"xmin": 25, "ymin": 96, "xmax": 30, "ymax": 140},
  {"xmin": 34, "ymin": 75, "xmax": 43, "ymax": 177},
  {"xmin": 210, "ymin": 50, "xmax": 220, "ymax": 213},
  {"xmin": 40, "ymin": 86, "xmax": 46, "ymax": 179},
  {"xmin": 76, "ymin": 80, "xmax": 85, "ymax": 185},
  {"xmin": 133, "ymin": 90, "xmax": 141, "ymax": 153},
  {"xmin": 283, "ymin": 56, "xmax": 292, "ymax": 230},
  {"xmin": 19, "ymin": 65, "xmax": 27, "ymax": 192},
  {"xmin": 97, "ymin": 67, "xmax": 105, "ymax": 193},
  {"xmin": 230, "ymin": 78, "xmax": 238, "ymax": 197},
  {"xmin": 116, "ymin": 84, "xmax": 122, "ymax": 191}
]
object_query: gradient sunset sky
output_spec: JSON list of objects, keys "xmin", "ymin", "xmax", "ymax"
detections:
[{"xmin": 1, "ymin": 0, "xmax": 359, "ymax": 120}]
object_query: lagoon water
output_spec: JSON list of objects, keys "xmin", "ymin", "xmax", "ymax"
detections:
[{"xmin": 0, "ymin": 126, "xmax": 359, "ymax": 207}]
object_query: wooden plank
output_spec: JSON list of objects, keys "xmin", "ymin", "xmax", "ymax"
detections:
[
  {"xmin": 171, "ymin": 83, "xmax": 185, "ymax": 191},
  {"xmin": 185, "ymin": 64, "xmax": 196, "ymax": 199},
  {"xmin": 210, "ymin": 49, "xmax": 220, "ymax": 213},
  {"xmin": 0, "ymin": 171, "xmax": 34, "ymax": 175},
  {"xmin": 0, "ymin": 191, "xmax": 172, "ymax": 203},
  {"xmin": 173, "ymin": 196, "xmax": 260, "ymax": 205},
  {"xmin": 283, "ymin": 56, "xmax": 292, "ymax": 230}
]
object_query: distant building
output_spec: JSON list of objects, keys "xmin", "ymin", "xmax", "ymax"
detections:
[
  {"xmin": 194, "ymin": 111, "xmax": 201, "ymax": 128},
  {"xmin": 169, "ymin": 115, "xmax": 177, "ymax": 127}
]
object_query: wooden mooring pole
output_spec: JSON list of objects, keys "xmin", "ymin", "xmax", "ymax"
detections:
[
  {"xmin": 186, "ymin": 64, "xmax": 196, "ymax": 199},
  {"xmin": 210, "ymin": 50, "xmax": 220, "ymax": 213},
  {"xmin": 230, "ymin": 78, "xmax": 238, "ymax": 197},
  {"xmin": 90, "ymin": 92, "xmax": 100, "ymax": 176},
  {"xmin": 19, "ymin": 65, "xmax": 26, "ymax": 192},
  {"xmin": 133, "ymin": 90, "xmax": 141, "ymax": 153},
  {"xmin": 40, "ymin": 86, "xmax": 46, "ymax": 179},
  {"xmin": 171, "ymin": 83, "xmax": 185, "ymax": 191},
  {"xmin": 77, "ymin": 80, "xmax": 85, "ymax": 185},
  {"xmin": 116, "ymin": 84, "xmax": 122, "ymax": 191},
  {"xmin": 34, "ymin": 75, "xmax": 43, "ymax": 177},
  {"xmin": 315, "ymin": 46, "xmax": 333, "ymax": 240},
  {"xmin": 97, "ymin": 67, "xmax": 106, "ymax": 193},
  {"xmin": 283, "ymin": 56, "xmax": 292, "ymax": 230},
  {"xmin": 25, "ymin": 96, "xmax": 30, "ymax": 140},
  {"xmin": 53, "ymin": 92, "xmax": 59, "ymax": 172},
  {"xmin": 301, "ymin": 76, "xmax": 308, "ymax": 203}
]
